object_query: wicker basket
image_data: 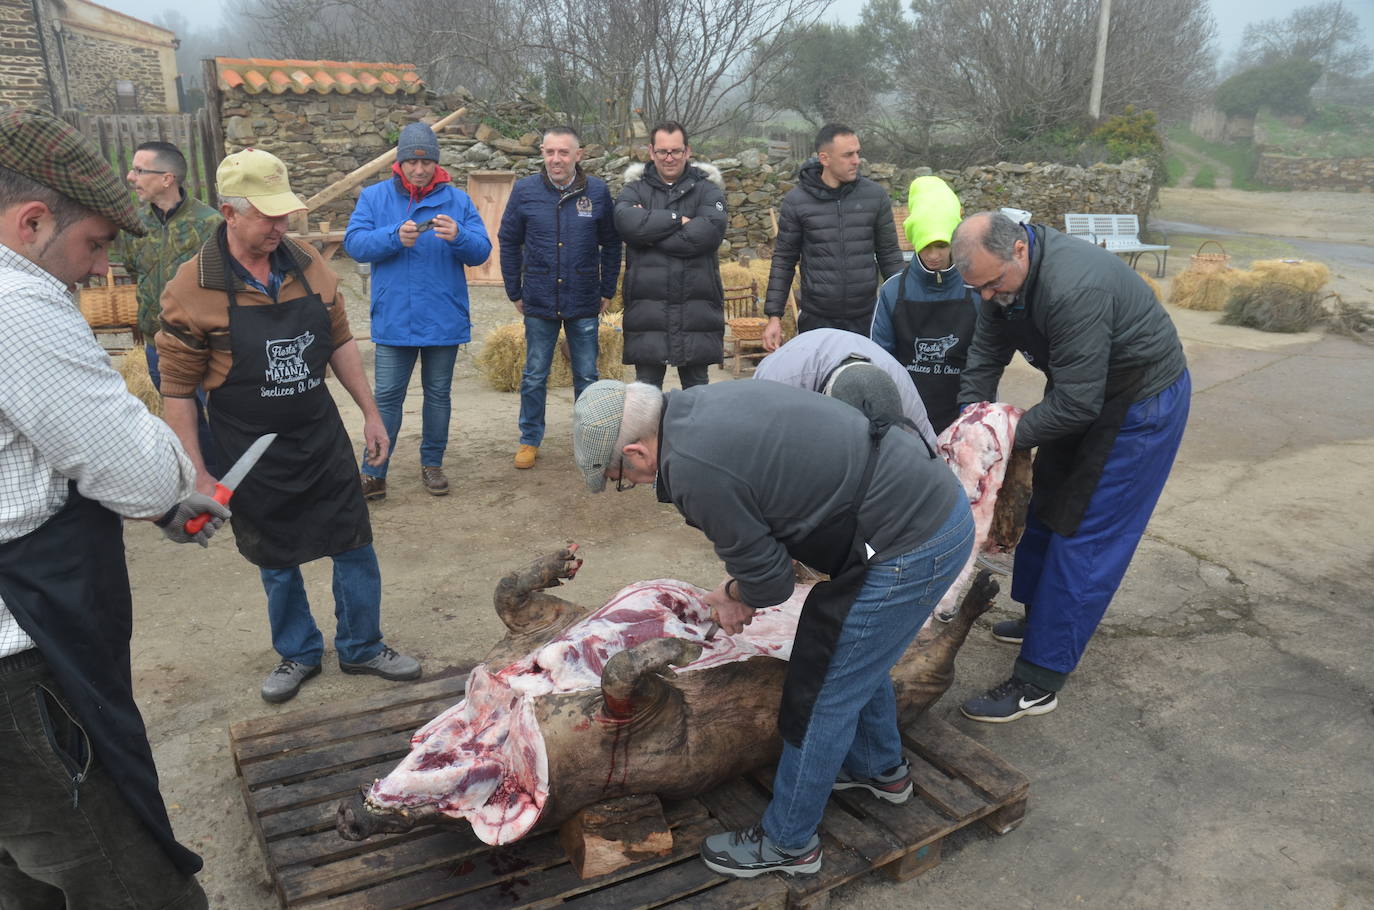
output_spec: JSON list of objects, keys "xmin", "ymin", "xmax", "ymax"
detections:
[
  {"xmin": 1189, "ymin": 240, "xmax": 1230, "ymax": 274},
  {"xmin": 79, "ymin": 269, "xmax": 138, "ymax": 327},
  {"xmin": 727, "ymin": 317, "xmax": 768, "ymax": 341}
]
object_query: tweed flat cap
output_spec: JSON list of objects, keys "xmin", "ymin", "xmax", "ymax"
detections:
[
  {"xmin": 572, "ymin": 379, "xmax": 627, "ymax": 493},
  {"xmin": 0, "ymin": 108, "xmax": 143, "ymax": 236}
]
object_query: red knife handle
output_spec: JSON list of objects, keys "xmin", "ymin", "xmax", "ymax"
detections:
[{"xmin": 184, "ymin": 483, "xmax": 232, "ymax": 535}]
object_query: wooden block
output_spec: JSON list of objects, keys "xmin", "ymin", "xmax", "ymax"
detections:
[
  {"xmin": 983, "ymin": 796, "xmax": 1028, "ymax": 835},
  {"xmin": 880, "ymin": 838, "xmax": 942, "ymax": 882},
  {"xmin": 560, "ymin": 794, "xmax": 674, "ymax": 879}
]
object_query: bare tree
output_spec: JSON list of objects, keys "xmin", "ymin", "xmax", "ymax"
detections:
[{"xmin": 1238, "ymin": 1, "xmax": 1372, "ymax": 81}]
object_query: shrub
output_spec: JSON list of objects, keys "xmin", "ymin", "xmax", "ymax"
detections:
[
  {"xmin": 1091, "ymin": 107, "xmax": 1165, "ymax": 163},
  {"xmin": 1215, "ymin": 60, "xmax": 1323, "ymax": 118}
]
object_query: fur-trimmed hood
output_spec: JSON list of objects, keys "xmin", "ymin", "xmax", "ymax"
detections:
[{"xmin": 622, "ymin": 160, "xmax": 724, "ymax": 189}]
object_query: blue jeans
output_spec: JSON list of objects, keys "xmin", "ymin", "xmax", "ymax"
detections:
[
  {"xmin": 762, "ymin": 501, "xmax": 975, "ymax": 850},
  {"xmin": 146, "ymin": 342, "xmax": 221, "ymax": 477},
  {"xmin": 363, "ymin": 344, "xmax": 458, "ymax": 478},
  {"xmin": 259, "ymin": 543, "xmax": 384, "ymax": 665},
  {"xmin": 519, "ymin": 316, "xmax": 599, "ymax": 446}
]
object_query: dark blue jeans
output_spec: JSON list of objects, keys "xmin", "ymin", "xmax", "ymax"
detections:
[
  {"xmin": 363, "ymin": 344, "xmax": 458, "ymax": 479},
  {"xmin": 761, "ymin": 502, "xmax": 975, "ymax": 849},
  {"xmin": 519, "ymin": 316, "xmax": 599, "ymax": 446},
  {"xmin": 145, "ymin": 343, "xmax": 220, "ymax": 477},
  {"xmin": 0, "ymin": 651, "xmax": 207, "ymax": 909},
  {"xmin": 258, "ymin": 543, "xmax": 384, "ymax": 666}
]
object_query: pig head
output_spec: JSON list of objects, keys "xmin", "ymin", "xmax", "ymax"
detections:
[{"xmin": 337, "ymin": 547, "xmax": 997, "ymax": 846}]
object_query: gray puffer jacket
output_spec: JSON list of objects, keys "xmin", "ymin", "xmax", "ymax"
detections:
[
  {"xmin": 958, "ymin": 224, "xmax": 1187, "ymax": 449},
  {"xmin": 764, "ymin": 159, "xmax": 904, "ymax": 323},
  {"xmin": 614, "ymin": 161, "xmax": 727, "ymax": 367}
]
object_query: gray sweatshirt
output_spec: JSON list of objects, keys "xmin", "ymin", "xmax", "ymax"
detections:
[{"xmin": 655, "ymin": 381, "xmax": 962, "ymax": 608}]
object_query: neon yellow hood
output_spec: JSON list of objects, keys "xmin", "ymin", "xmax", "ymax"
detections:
[{"xmin": 902, "ymin": 176, "xmax": 962, "ymax": 253}]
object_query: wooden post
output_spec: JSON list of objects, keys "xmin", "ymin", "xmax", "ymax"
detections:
[
  {"xmin": 557, "ymin": 794, "xmax": 673, "ymax": 879},
  {"xmin": 201, "ymin": 58, "xmax": 226, "ymax": 169}
]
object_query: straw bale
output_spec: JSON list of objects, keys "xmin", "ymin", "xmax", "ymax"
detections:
[
  {"xmin": 598, "ymin": 317, "xmax": 626, "ymax": 380},
  {"xmin": 1247, "ymin": 259, "xmax": 1329, "ymax": 295},
  {"xmin": 1137, "ymin": 272, "xmax": 1163, "ymax": 302},
  {"xmin": 1220, "ymin": 281, "xmax": 1321, "ymax": 333},
  {"xmin": 475, "ymin": 323, "xmax": 526, "ymax": 392},
  {"xmin": 117, "ymin": 347, "xmax": 162, "ymax": 417},
  {"xmin": 1169, "ymin": 265, "xmax": 1242, "ymax": 311}
]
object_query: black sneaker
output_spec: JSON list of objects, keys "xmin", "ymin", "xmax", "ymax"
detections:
[
  {"xmin": 991, "ymin": 618, "xmax": 1025, "ymax": 644},
  {"xmin": 961, "ymin": 676, "xmax": 1057, "ymax": 723},
  {"xmin": 833, "ymin": 759, "xmax": 914, "ymax": 804},
  {"xmin": 700, "ymin": 824, "xmax": 822, "ymax": 878}
]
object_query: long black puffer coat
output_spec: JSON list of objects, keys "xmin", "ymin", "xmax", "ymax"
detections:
[
  {"xmin": 764, "ymin": 159, "xmax": 904, "ymax": 324},
  {"xmin": 614, "ymin": 161, "xmax": 727, "ymax": 367}
]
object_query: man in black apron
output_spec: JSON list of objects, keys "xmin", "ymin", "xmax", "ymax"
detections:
[
  {"xmin": 156, "ymin": 150, "xmax": 421, "ymax": 705},
  {"xmin": 0, "ymin": 109, "xmax": 224, "ymax": 909},
  {"xmin": 952, "ymin": 211, "xmax": 1190, "ymax": 723},
  {"xmin": 572, "ymin": 379, "xmax": 974, "ymax": 878}
]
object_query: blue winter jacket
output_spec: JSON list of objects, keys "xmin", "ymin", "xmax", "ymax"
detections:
[
  {"xmin": 498, "ymin": 170, "xmax": 620, "ymax": 319},
  {"xmin": 344, "ymin": 172, "xmax": 492, "ymax": 346}
]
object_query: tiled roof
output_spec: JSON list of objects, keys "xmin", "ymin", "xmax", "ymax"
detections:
[{"xmin": 215, "ymin": 58, "xmax": 425, "ymax": 96}]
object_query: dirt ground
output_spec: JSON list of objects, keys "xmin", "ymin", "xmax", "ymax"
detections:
[{"xmin": 118, "ymin": 186, "xmax": 1374, "ymax": 908}]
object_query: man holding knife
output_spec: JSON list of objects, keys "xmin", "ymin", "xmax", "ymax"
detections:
[
  {"xmin": 572, "ymin": 379, "xmax": 972, "ymax": 877},
  {"xmin": 158, "ymin": 149, "xmax": 421, "ymax": 704}
]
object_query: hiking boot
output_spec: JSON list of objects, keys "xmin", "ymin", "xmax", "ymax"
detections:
[
  {"xmin": 340, "ymin": 645, "xmax": 421, "ymax": 681},
  {"xmin": 700, "ymin": 824, "xmax": 822, "ymax": 878},
  {"xmin": 833, "ymin": 759, "xmax": 914, "ymax": 804},
  {"xmin": 992, "ymin": 618, "xmax": 1026, "ymax": 644},
  {"xmin": 514, "ymin": 444, "xmax": 538, "ymax": 470},
  {"xmin": 261, "ymin": 660, "xmax": 320, "ymax": 704},
  {"xmin": 421, "ymin": 465, "xmax": 449, "ymax": 496},
  {"xmin": 361, "ymin": 474, "xmax": 386, "ymax": 502},
  {"xmin": 961, "ymin": 676, "xmax": 1057, "ymax": 724}
]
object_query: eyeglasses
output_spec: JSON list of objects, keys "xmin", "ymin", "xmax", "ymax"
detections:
[
  {"xmin": 964, "ymin": 266, "xmax": 1009, "ymax": 296},
  {"xmin": 129, "ymin": 167, "xmax": 169, "ymax": 177},
  {"xmin": 651, "ymin": 148, "xmax": 686, "ymax": 160},
  {"xmin": 615, "ymin": 455, "xmax": 636, "ymax": 492}
]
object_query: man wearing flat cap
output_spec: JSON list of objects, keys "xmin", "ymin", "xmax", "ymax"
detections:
[
  {"xmin": 0, "ymin": 108, "xmax": 222, "ymax": 908},
  {"xmin": 571, "ymin": 378, "xmax": 972, "ymax": 879},
  {"xmin": 158, "ymin": 148, "xmax": 421, "ymax": 705}
]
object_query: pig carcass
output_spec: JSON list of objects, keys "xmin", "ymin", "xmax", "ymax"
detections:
[
  {"xmin": 337, "ymin": 548, "xmax": 1000, "ymax": 846},
  {"xmin": 932, "ymin": 401, "xmax": 1032, "ymax": 620}
]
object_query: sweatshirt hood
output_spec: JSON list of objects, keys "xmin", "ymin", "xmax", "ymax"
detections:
[
  {"xmin": 797, "ymin": 157, "xmax": 850, "ymax": 200},
  {"xmin": 623, "ymin": 160, "xmax": 724, "ymax": 189},
  {"xmin": 391, "ymin": 162, "xmax": 452, "ymax": 202},
  {"xmin": 903, "ymin": 175, "xmax": 962, "ymax": 253}
]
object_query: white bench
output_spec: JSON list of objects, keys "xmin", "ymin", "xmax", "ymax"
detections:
[{"xmin": 1063, "ymin": 213, "xmax": 1170, "ymax": 277}]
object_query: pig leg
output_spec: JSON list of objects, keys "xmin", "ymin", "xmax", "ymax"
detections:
[
  {"xmin": 893, "ymin": 570, "xmax": 999, "ymax": 721},
  {"xmin": 989, "ymin": 448, "xmax": 1033, "ymax": 551},
  {"xmin": 600, "ymin": 638, "xmax": 704, "ymax": 719},
  {"xmin": 336, "ymin": 788, "xmax": 445, "ymax": 841},
  {"xmin": 492, "ymin": 546, "xmax": 588, "ymax": 636}
]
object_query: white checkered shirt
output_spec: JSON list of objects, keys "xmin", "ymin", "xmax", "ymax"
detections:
[{"xmin": 0, "ymin": 245, "xmax": 196, "ymax": 658}]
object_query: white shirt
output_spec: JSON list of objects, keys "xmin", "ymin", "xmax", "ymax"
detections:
[{"xmin": 0, "ymin": 245, "xmax": 196, "ymax": 657}]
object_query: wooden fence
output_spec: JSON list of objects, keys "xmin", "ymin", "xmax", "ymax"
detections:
[{"xmin": 61, "ymin": 110, "xmax": 222, "ymax": 205}]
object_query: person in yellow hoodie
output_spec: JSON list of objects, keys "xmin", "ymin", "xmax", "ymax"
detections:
[{"xmin": 869, "ymin": 176, "xmax": 976, "ymax": 432}]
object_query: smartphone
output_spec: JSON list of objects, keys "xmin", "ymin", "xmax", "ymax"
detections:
[{"xmin": 414, "ymin": 218, "xmax": 436, "ymax": 233}]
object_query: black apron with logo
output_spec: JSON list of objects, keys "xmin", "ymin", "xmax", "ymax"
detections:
[
  {"xmin": 0, "ymin": 485, "xmax": 201, "ymax": 873},
  {"xmin": 206, "ymin": 236, "xmax": 370, "ymax": 568},
  {"xmin": 778, "ymin": 415, "xmax": 923, "ymax": 748},
  {"xmin": 889, "ymin": 258, "xmax": 977, "ymax": 433}
]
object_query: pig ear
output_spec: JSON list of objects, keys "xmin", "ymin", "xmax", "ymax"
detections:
[{"xmin": 601, "ymin": 638, "xmax": 702, "ymax": 719}]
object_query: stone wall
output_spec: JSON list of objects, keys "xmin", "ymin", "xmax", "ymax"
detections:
[
  {"xmin": 219, "ymin": 90, "xmax": 443, "ymax": 224},
  {"xmin": 61, "ymin": 29, "xmax": 167, "ymax": 113},
  {"xmin": 1256, "ymin": 153, "xmax": 1374, "ymax": 192},
  {"xmin": 0, "ymin": 0, "xmax": 52, "ymax": 111}
]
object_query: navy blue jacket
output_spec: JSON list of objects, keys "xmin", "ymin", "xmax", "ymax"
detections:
[{"xmin": 498, "ymin": 170, "xmax": 620, "ymax": 319}]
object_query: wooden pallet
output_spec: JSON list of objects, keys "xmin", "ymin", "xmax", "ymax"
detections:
[{"xmin": 230, "ymin": 674, "xmax": 1027, "ymax": 909}]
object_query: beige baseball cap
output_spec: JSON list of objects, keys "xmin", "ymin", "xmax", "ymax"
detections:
[{"xmin": 216, "ymin": 148, "xmax": 305, "ymax": 217}]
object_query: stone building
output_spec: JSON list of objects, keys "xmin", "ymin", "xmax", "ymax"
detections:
[
  {"xmin": 212, "ymin": 57, "xmax": 436, "ymax": 224},
  {"xmin": 0, "ymin": 0, "xmax": 178, "ymax": 113}
]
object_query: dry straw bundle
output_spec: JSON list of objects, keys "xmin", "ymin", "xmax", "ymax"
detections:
[
  {"xmin": 1246, "ymin": 259, "xmax": 1330, "ymax": 294},
  {"xmin": 475, "ymin": 317, "xmax": 630, "ymax": 392},
  {"xmin": 1219, "ymin": 258, "xmax": 1333, "ymax": 334},
  {"xmin": 117, "ymin": 347, "xmax": 162, "ymax": 416},
  {"xmin": 1137, "ymin": 272, "xmax": 1164, "ymax": 302},
  {"xmin": 1169, "ymin": 241, "xmax": 1240, "ymax": 312}
]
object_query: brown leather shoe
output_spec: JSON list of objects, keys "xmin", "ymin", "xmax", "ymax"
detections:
[
  {"xmin": 361, "ymin": 474, "xmax": 386, "ymax": 502},
  {"xmin": 514, "ymin": 444, "xmax": 538, "ymax": 469},
  {"xmin": 421, "ymin": 465, "xmax": 449, "ymax": 495}
]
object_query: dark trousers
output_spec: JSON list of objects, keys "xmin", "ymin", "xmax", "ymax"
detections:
[
  {"xmin": 797, "ymin": 310, "xmax": 874, "ymax": 337},
  {"xmin": 634, "ymin": 362, "xmax": 710, "ymax": 389},
  {"xmin": 0, "ymin": 650, "xmax": 207, "ymax": 910}
]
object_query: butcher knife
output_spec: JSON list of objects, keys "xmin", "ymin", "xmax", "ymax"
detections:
[{"xmin": 183, "ymin": 432, "xmax": 277, "ymax": 534}]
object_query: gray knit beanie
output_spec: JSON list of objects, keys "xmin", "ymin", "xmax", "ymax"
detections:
[
  {"xmin": 397, "ymin": 122, "xmax": 440, "ymax": 163},
  {"xmin": 824, "ymin": 362, "xmax": 903, "ymax": 423}
]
